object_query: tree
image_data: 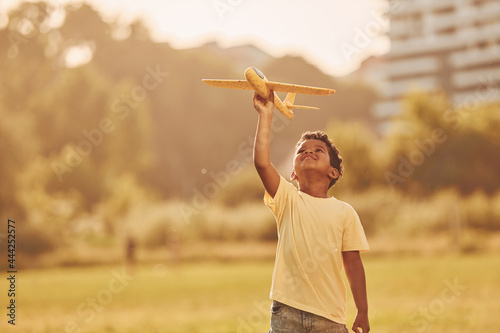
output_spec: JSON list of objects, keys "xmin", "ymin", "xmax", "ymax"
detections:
[
  {"xmin": 385, "ymin": 91, "xmax": 500, "ymax": 194},
  {"xmin": 324, "ymin": 120, "xmax": 382, "ymax": 195}
]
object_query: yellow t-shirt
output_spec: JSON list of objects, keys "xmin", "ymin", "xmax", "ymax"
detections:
[{"xmin": 264, "ymin": 175, "xmax": 369, "ymax": 324}]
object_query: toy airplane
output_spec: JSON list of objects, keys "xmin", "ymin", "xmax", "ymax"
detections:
[{"xmin": 202, "ymin": 67, "xmax": 335, "ymax": 119}]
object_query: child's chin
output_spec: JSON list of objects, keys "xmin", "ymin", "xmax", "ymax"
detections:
[
  {"xmin": 299, "ymin": 160, "xmax": 317, "ymax": 167},
  {"xmin": 300, "ymin": 161, "xmax": 320, "ymax": 167}
]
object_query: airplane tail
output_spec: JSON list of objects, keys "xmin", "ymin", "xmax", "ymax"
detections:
[
  {"xmin": 284, "ymin": 93, "xmax": 320, "ymax": 111},
  {"xmin": 284, "ymin": 92, "xmax": 296, "ymax": 107}
]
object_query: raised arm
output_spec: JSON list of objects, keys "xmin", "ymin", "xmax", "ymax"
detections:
[{"xmin": 253, "ymin": 92, "xmax": 280, "ymax": 198}]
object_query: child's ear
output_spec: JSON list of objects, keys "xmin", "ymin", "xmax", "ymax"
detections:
[
  {"xmin": 291, "ymin": 170, "xmax": 298, "ymax": 181},
  {"xmin": 329, "ymin": 167, "xmax": 339, "ymax": 180}
]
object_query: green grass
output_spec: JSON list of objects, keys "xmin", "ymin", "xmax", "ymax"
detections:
[{"xmin": 1, "ymin": 253, "xmax": 499, "ymax": 333}]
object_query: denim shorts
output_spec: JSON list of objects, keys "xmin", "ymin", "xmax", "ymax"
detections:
[{"xmin": 269, "ymin": 300, "xmax": 348, "ymax": 333}]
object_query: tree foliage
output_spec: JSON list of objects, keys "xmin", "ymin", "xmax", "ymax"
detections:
[
  {"xmin": 0, "ymin": 2, "xmax": 377, "ymax": 243},
  {"xmin": 385, "ymin": 91, "xmax": 500, "ymax": 194}
]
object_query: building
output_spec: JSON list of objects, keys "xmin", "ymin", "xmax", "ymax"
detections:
[{"xmin": 374, "ymin": 0, "xmax": 500, "ymax": 119}]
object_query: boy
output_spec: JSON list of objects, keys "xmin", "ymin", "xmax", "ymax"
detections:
[{"xmin": 253, "ymin": 91, "xmax": 370, "ymax": 333}]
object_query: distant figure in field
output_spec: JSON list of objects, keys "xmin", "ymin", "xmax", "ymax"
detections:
[
  {"xmin": 125, "ymin": 235, "xmax": 136, "ymax": 273},
  {"xmin": 167, "ymin": 228, "xmax": 181, "ymax": 266},
  {"xmin": 253, "ymin": 91, "xmax": 370, "ymax": 333}
]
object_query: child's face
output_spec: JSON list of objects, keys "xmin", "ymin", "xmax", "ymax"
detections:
[{"xmin": 292, "ymin": 139, "xmax": 338, "ymax": 184}]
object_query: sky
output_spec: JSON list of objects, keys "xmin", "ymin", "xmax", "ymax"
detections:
[{"xmin": 1, "ymin": 0, "xmax": 390, "ymax": 76}]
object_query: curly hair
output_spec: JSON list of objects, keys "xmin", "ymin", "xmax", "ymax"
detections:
[{"xmin": 295, "ymin": 131, "xmax": 344, "ymax": 188}]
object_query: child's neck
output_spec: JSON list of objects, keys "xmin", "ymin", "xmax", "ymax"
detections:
[{"xmin": 297, "ymin": 177, "xmax": 330, "ymax": 198}]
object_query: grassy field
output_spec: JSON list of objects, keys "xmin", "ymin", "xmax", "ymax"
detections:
[{"xmin": 1, "ymin": 253, "xmax": 499, "ymax": 333}]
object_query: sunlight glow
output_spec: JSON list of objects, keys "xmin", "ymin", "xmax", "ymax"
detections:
[
  {"xmin": 64, "ymin": 42, "xmax": 94, "ymax": 68},
  {"xmin": 1, "ymin": 0, "xmax": 389, "ymax": 75}
]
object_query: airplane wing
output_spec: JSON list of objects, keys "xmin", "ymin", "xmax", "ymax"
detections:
[
  {"xmin": 203, "ymin": 79, "xmax": 335, "ymax": 96},
  {"xmin": 287, "ymin": 105, "xmax": 320, "ymax": 110},
  {"xmin": 266, "ymin": 81, "xmax": 335, "ymax": 95},
  {"xmin": 202, "ymin": 80, "xmax": 253, "ymax": 90}
]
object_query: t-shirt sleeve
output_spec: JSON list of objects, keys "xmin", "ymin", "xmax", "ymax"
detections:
[
  {"xmin": 264, "ymin": 175, "xmax": 296, "ymax": 229},
  {"xmin": 342, "ymin": 204, "xmax": 369, "ymax": 252}
]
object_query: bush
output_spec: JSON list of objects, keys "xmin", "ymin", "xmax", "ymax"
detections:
[
  {"xmin": 214, "ymin": 166, "xmax": 266, "ymax": 207},
  {"xmin": 17, "ymin": 224, "xmax": 56, "ymax": 256},
  {"xmin": 462, "ymin": 191, "xmax": 500, "ymax": 231},
  {"xmin": 195, "ymin": 203, "xmax": 276, "ymax": 242},
  {"xmin": 143, "ymin": 222, "xmax": 170, "ymax": 249},
  {"xmin": 340, "ymin": 187, "xmax": 500, "ymax": 239}
]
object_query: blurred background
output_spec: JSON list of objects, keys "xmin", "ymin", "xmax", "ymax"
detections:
[{"xmin": 0, "ymin": 0, "xmax": 499, "ymax": 332}]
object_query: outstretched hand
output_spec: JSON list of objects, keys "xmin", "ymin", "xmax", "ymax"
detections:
[{"xmin": 253, "ymin": 91, "xmax": 274, "ymax": 115}]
